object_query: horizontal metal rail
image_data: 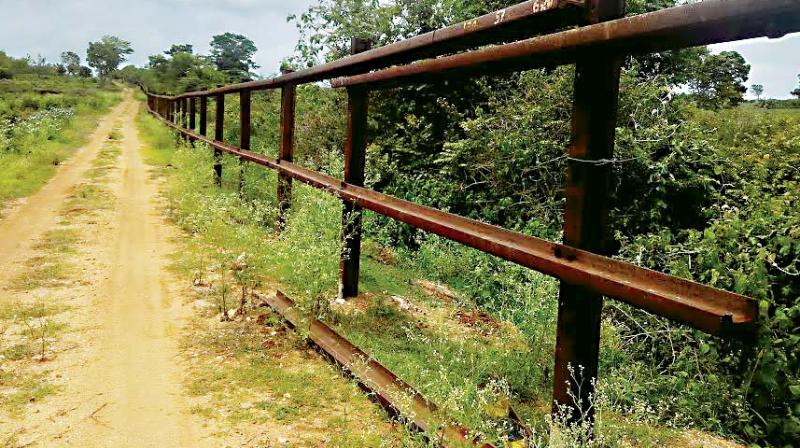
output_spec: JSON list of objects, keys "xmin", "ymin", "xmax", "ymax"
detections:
[
  {"xmin": 332, "ymin": 0, "xmax": 800, "ymax": 88},
  {"xmin": 141, "ymin": 0, "xmax": 800, "ymax": 430},
  {"xmin": 264, "ymin": 291, "xmax": 496, "ymax": 447},
  {"xmin": 151, "ymin": 0, "xmax": 587, "ymax": 100},
  {"xmin": 149, "ymin": 109, "xmax": 757, "ymax": 337}
]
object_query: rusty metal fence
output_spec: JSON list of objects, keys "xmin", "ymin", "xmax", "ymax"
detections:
[{"xmin": 145, "ymin": 0, "xmax": 799, "ymax": 435}]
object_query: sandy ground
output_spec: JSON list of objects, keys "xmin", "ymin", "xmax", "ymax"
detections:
[{"xmin": 0, "ymin": 92, "xmax": 215, "ymax": 447}]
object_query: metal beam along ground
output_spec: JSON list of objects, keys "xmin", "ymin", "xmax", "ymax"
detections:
[{"xmin": 264, "ymin": 291, "xmax": 496, "ymax": 448}]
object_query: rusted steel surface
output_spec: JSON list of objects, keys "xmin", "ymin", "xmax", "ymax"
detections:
[
  {"xmin": 240, "ymin": 90, "xmax": 251, "ymax": 151},
  {"xmin": 189, "ymin": 97, "xmax": 196, "ymax": 131},
  {"xmin": 339, "ymin": 38, "xmax": 372, "ymax": 300},
  {"xmin": 213, "ymin": 94, "xmax": 224, "ymax": 186},
  {"xmin": 136, "ymin": 0, "xmax": 800, "ymax": 434},
  {"xmin": 332, "ymin": 0, "xmax": 800, "ymax": 89},
  {"xmin": 199, "ymin": 96, "xmax": 207, "ymax": 136},
  {"xmin": 183, "ymin": 98, "xmax": 190, "ymax": 128},
  {"xmin": 144, "ymin": 106, "xmax": 758, "ymax": 337},
  {"xmin": 552, "ymin": 0, "xmax": 625, "ymax": 424},
  {"xmin": 168, "ymin": 0, "xmax": 587, "ymax": 99},
  {"xmin": 264, "ymin": 291, "xmax": 496, "ymax": 448},
  {"xmin": 277, "ymin": 69, "xmax": 296, "ymax": 231},
  {"xmin": 239, "ymin": 89, "xmax": 251, "ymax": 192}
]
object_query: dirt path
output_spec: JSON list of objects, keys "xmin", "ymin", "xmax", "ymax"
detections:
[
  {"xmin": 62, "ymin": 94, "xmax": 206, "ymax": 446},
  {"xmin": 0, "ymin": 92, "xmax": 214, "ymax": 447}
]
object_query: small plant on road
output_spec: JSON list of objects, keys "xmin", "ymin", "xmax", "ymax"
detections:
[
  {"xmin": 20, "ymin": 301, "xmax": 56, "ymax": 362},
  {"xmin": 231, "ymin": 252, "xmax": 257, "ymax": 316}
]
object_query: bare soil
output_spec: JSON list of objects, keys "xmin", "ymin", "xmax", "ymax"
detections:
[{"xmin": 0, "ymin": 92, "xmax": 216, "ymax": 447}]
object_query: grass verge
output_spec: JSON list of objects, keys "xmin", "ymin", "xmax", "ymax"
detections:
[{"xmin": 135, "ymin": 105, "xmax": 746, "ymax": 447}]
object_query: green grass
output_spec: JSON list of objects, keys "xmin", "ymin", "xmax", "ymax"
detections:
[
  {"xmin": 138, "ymin": 110, "xmax": 416, "ymax": 446},
  {"xmin": 136, "ymin": 106, "xmax": 177, "ymax": 167},
  {"xmin": 134, "ymin": 105, "xmax": 714, "ymax": 447},
  {"xmin": 0, "ymin": 163, "xmax": 86, "ymax": 419},
  {"xmin": 0, "ymin": 298, "xmax": 71, "ymax": 417},
  {"xmin": 0, "ymin": 75, "xmax": 120, "ymax": 212},
  {"xmin": 0, "ymin": 370, "xmax": 61, "ymax": 417}
]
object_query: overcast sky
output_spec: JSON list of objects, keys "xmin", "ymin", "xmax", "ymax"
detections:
[
  {"xmin": 0, "ymin": 0, "xmax": 798, "ymax": 98},
  {"xmin": 0, "ymin": 0, "xmax": 317, "ymax": 78}
]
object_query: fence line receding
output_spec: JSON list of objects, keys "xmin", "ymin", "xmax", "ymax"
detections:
[{"xmin": 145, "ymin": 0, "xmax": 798, "ymax": 436}]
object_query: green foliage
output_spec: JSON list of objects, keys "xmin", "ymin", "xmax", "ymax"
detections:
[
  {"xmin": 0, "ymin": 75, "xmax": 120, "ymax": 208},
  {"xmin": 135, "ymin": 47, "xmax": 226, "ymax": 93},
  {"xmin": 209, "ymin": 33, "xmax": 259, "ymax": 82},
  {"xmin": 619, "ymin": 107, "xmax": 800, "ymax": 444},
  {"xmin": 0, "ymin": 51, "xmax": 62, "ymax": 78},
  {"xmin": 165, "ymin": 44, "xmax": 193, "ymax": 56},
  {"xmin": 751, "ymin": 84, "xmax": 764, "ymax": 101},
  {"xmin": 86, "ymin": 35, "xmax": 134, "ymax": 79},
  {"xmin": 60, "ymin": 51, "xmax": 81, "ymax": 76},
  {"xmin": 129, "ymin": 0, "xmax": 798, "ymax": 444},
  {"xmin": 688, "ymin": 51, "xmax": 751, "ymax": 109}
]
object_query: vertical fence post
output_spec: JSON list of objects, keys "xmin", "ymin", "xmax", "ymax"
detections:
[
  {"xmin": 552, "ymin": 0, "xmax": 626, "ymax": 428},
  {"xmin": 183, "ymin": 98, "xmax": 189, "ymax": 129},
  {"xmin": 183, "ymin": 98, "xmax": 190, "ymax": 141},
  {"xmin": 339, "ymin": 37, "xmax": 372, "ymax": 300},
  {"xmin": 239, "ymin": 89, "xmax": 251, "ymax": 195},
  {"xmin": 189, "ymin": 97, "xmax": 197, "ymax": 131},
  {"xmin": 277, "ymin": 68, "xmax": 296, "ymax": 231},
  {"xmin": 168, "ymin": 100, "xmax": 175, "ymax": 123},
  {"xmin": 214, "ymin": 94, "xmax": 225, "ymax": 186},
  {"xmin": 199, "ymin": 96, "xmax": 207, "ymax": 137},
  {"xmin": 178, "ymin": 99, "xmax": 183, "ymax": 126}
]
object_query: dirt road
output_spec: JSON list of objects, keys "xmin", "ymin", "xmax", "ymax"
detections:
[{"xmin": 0, "ymin": 92, "xmax": 213, "ymax": 447}]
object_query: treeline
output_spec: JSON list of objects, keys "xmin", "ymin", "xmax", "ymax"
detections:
[{"xmin": 117, "ymin": 33, "xmax": 260, "ymax": 94}]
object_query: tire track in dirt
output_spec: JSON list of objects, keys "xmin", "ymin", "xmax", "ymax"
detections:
[
  {"xmin": 48, "ymin": 94, "xmax": 212, "ymax": 447},
  {"xmin": 0, "ymin": 92, "xmax": 215, "ymax": 447}
]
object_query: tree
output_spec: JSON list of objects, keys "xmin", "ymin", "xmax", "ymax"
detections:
[
  {"xmin": 165, "ymin": 44, "xmax": 193, "ymax": 56},
  {"xmin": 792, "ymin": 75, "xmax": 800, "ymax": 98},
  {"xmin": 209, "ymin": 33, "xmax": 258, "ymax": 81},
  {"xmin": 142, "ymin": 46, "xmax": 226, "ymax": 93},
  {"xmin": 750, "ymin": 84, "xmax": 764, "ymax": 101},
  {"xmin": 688, "ymin": 51, "xmax": 750, "ymax": 109},
  {"xmin": 86, "ymin": 36, "xmax": 133, "ymax": 79},
  {"xmin": 78, "ymin": 66, "xmax": 93, "ymax": 78},
  {"xmin": 60, "ymin": 51, "xmax": 81, "ymax": 76}
]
